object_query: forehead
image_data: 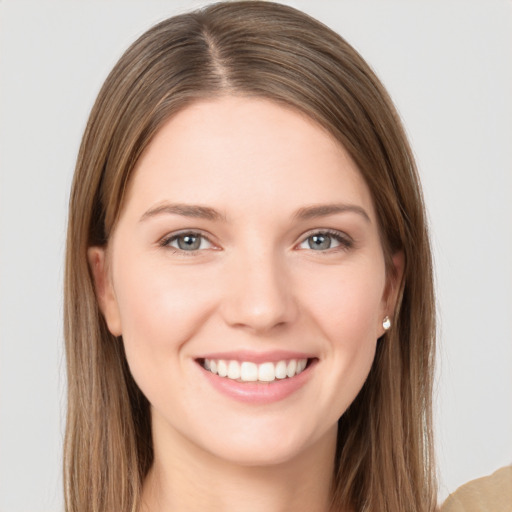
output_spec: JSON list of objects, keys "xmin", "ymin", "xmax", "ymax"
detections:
[{"xmin": 122, "ymin": 96, "xmax": 376, "ymax": 222}]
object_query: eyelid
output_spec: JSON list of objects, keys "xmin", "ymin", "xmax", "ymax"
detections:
[
  {"xmin": 296, "ymin": 228, "xmax": 354, "ymax": 251},
  {"xmin": 159, "ymin": 229, "xmax": 218, "ymax": 254}
]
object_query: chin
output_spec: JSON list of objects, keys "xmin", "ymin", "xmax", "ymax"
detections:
[
  {"xmin": 195, "ymin": 420, "xmax": 336, "ymax": 468},
  {"xmin": 219, "ymin": 442, "xmax": 300, "ymax": 467}
]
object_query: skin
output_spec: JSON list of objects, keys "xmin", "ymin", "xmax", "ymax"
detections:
[{"xmin": 89, "ymin": 96, "xmax": 403, "ymax": 512}]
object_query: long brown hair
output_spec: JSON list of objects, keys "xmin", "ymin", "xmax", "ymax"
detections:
[{"xmin": 64, "ymin": 2, "xmax": 437, "ymax": 511}]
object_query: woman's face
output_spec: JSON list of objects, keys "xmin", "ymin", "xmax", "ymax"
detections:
[{"xmin": 90, "ymin": 96, "xmax": 401, "ymax": 466}]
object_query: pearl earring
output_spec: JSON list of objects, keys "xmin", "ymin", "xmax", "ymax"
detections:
[{"xmin": 382, "ymin": 316, "xmax": 391, "ymax": 331}]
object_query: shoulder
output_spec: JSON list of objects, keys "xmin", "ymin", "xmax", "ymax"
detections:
[{"xmin": 440, "ymin": 466, "xmax": 512, "ymax": 512}]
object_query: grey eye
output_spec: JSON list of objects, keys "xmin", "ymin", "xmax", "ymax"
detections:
[
  {"xmin": 298, "ymin": 230, "xmax": 350, "ymax": 252},
  {"xmin": 307, "ymin": 234, "xmax": 333, "ymax": 250},
  {"xmin": 177, "ymin": 234, "xmax": 201, "ymax": 250},
  {"xmin": 166, "ymin": 232, "xmax": 212, "ymax": 251}
]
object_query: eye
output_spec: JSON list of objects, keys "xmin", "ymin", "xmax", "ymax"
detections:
[
  {"xmin": 161, "ymin": 231, "xmax": 214, "ymax": 252},
  {"xmin": 297, "ymin": 230, "xmax": 352, "ymax": 251}
]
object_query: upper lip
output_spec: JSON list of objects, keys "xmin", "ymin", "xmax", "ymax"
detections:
[{"xmin": 195, "ymin": 350, "xmax": 316, "ymax": 364}]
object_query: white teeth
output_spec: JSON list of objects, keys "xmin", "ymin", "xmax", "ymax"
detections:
[
  {"xmin": 275, "ymin": 360, "xmax": 287, "ymax": 379},
  {"xmin": 286, "ymin": 359, "xmax": 297, "ymax": 378},
  {"xmin": 258, "ymin": 362, "xmax": 275, "ymax": 382},
  {"xmin": 217, "ymin": 360, "xmax": 228, "ymax": 377},
  {"xmin": 227, "ymin": 360, "xmax": 241, "ymax": 380},
  {"xmin": 203, "ymin": 358, "xmax": 309, "ymax": 382},
  {"xmin": 240, "ymin": 361, "xmax": 258, "ymax": 381}
]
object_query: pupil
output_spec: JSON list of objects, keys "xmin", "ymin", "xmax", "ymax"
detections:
[
  {"xmin": 178, "ymin": 235, "xmax": 200, "ymax": 250},
  {"xmin": 309, "ymin": 234, "xmax": 331, "ymax": 250}
]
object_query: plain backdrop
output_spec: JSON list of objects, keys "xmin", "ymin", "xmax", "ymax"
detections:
[{"xmin": 0, "ymin": 1, "xmax": 511, "ymax": 510}]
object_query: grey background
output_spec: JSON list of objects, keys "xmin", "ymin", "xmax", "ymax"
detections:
[{"xmin": 1, "ymin": 1, "xmax": 511, "ymax": 510}]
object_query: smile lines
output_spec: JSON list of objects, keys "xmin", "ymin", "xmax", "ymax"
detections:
[{"xmin": 201, "ymin": 358, "xmax": 309, "ymax": 382}]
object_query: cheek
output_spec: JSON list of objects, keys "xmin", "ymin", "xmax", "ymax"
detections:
[
  {"xmin": 304, "ymin": 259, "xmax": 386, "ymax": 344},
  {"xmin": 300, "ymin": 260, "xmax": 385, "ymax": 412},
  {"xmin": 112, "ymin": 257, "xmax": 216, "ymax": 366}
]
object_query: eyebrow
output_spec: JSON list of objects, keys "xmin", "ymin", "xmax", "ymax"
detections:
[
  {"xmin": 139, "ymin": 201, "xmax": 370, "ymax": 223},
  {"xmin": 140, "ymin": 202, "xmax": 227, "ymax": 222},
  {"xmin": 293, "ymin": 203, "xmax": 371, "ymax": 223}
]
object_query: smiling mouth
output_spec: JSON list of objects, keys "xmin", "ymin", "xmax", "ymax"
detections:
[{"xmin": 197, "ymin": 358, "xmax": 314, "ymax": 383}]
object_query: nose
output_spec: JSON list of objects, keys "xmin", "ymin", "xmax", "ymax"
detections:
[{"xmin": 220, "ymin": 248, "xmax": 299, "ymax": 334}]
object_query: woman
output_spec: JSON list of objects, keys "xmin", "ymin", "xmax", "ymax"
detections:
[{"xmin": 64, "ymin": 2, "xmax": 436, "ymax": 511}]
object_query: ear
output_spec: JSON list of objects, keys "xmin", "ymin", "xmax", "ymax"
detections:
[
  {"xmin": 87, "ymin": 246, "xmax": 123, "ymax": 336},
  {"xmin": 379, "ymin": 250, "xmax": 405, "ymax": 337}
]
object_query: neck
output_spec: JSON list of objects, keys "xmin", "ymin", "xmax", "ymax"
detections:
[{"xmin": 141, "ymin": 417, "xmax": 337, "ymax": 512}]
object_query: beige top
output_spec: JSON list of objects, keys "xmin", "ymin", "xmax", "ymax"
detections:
[{"xmin": 441, "ymin": 466, "xmax": 512, "ymax": 512}]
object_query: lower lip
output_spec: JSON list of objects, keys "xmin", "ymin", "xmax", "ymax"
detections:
[{"xmin": 198, "ymin": 361, "xmax": 315, "ymax": 404}]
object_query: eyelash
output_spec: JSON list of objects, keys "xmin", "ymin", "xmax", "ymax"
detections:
[
  {"xmin": 159, "ymin": 229, "xmax": 353, "ymax": 256},
  {"xmin": 299, "ymin": 229, "xmax": 354, "ymax": 253},
  {"xmin": 159, "ymin": 230, "xmax": 214, "ymax": 256}
]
